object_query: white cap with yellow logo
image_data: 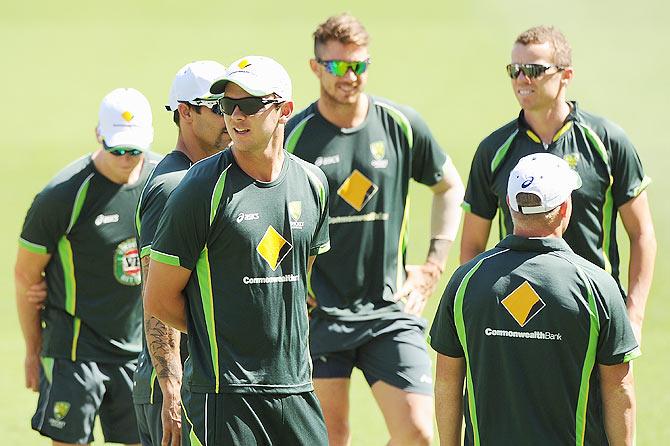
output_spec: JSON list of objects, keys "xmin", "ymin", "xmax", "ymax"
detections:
[
  {"xmin": 98, "ymin": 88, "xmax": 154, "ymax": 151},
  {"xmin": 210, "ymin": 56, "xmax": 292, "ymax": 100}
]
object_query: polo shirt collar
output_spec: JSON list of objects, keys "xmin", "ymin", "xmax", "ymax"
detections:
[
  {"xmin": 517, "ymin": 101, "xmax": 580, "ymax": 144},
  {"xmin": 497, "ymin": 235, "xmax": 574, "ymax": 254}
]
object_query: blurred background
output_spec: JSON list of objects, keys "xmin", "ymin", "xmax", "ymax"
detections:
[{"xmin": 1, "ymin": 0, "xmax": 667, "ymax": 443}]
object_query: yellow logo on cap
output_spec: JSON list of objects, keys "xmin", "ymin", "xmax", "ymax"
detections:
[
  {"xmin": 238, "ymin": 59, "xmax": 251, "ymax": 69},
  {"xmin": 121, "ymin": 111, "xmax": 134, "ymax": 122},
  {"xmin": 501, "ymin": 281, "xmax": 546, "ymax": 327},
  {"xmin": 257, "ymin": 226, "xmax": 292, "ymax": 271},
  {"xmin": 337, "ymin": 170, "xmax": 378, "ymax": 212}
]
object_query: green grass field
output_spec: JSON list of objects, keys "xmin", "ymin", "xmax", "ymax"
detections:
[{"xmin": 1, "ymin": 0, "xmax": 668, "ymax": 443}]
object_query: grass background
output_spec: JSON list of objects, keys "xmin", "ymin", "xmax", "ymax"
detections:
[{"xmin": 1, "ymin": 0, "xmax": 667, "ymax": 443}]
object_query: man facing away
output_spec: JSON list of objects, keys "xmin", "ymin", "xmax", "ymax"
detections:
[
  {"xmin": 132, "ymin": 60, "xmax": 229, "ymax": 446},
  {"xmin": 431, "ymin": 153, "xmax": 639, "ymax": 446},
  {"xmin": 460, "ymin": 25, "xmax": 655, "ymax": 344},
  {"xmin": 145, "ymin": 56, "xmax": 331, "ymax": 445},
  {"xmin": 15, "ymin": 88, "xmax": 160, "ymax": 445},
  {"xmin": 285, "ymin": 13, "xmax": 465, "ymax": 446}
]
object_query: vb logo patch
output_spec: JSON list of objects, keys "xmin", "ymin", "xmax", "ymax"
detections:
[
  {"xmin": 288, "ymin": 201, "xmax": 304, "ymax": 230},
  {"xmin": 501, "ymin": 281, "xmax": 545, "ymax": 327},
  {"xmin": 337, "ymin": 169, "xmax": 379, "ymax": 211},
  {"xmin": 257, "ymin": 226, "xmax": 292, "ymax": 271},
  {"xmin": 114, "ymin": 238, "xmax": 141, "ymax": 286}
]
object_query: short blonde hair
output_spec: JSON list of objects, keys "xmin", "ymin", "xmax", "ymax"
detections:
[
  {"xmin": 515, "ymin": 25, "xmax": 572, "ymax": 67},
  {"xmin": 313, "ymin": 13, "xmax": 370, "ymax": 57}
]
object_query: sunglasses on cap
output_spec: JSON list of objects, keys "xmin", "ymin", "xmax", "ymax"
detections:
[
  {"xmin": 506, "ymin": 63, "xmax": 565, "ymax": 79},
  {"xmin": 316, "ymin": 59, "xmax": 370, "ymax": 77},
  {"xmin": 180, "ymin": 99, "xmax": 224, "ymax": 116},
  {"xmin": 217, "ymin": 96, "xmax": 284, "ymax": 116},
  {"xmin": 107, "ymin": 147, "xmax": 143, "ymax": 156}
]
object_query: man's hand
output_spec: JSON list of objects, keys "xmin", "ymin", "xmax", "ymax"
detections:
[
  {"xmin": 24, "ymin": 352, "xmax": 40, "ymax": 392},
  {"xmin": 26, "ymin": 280, "xmax": 47, "ymax": 310},
  {"xmin": 160, "ymin": 378, "xmax": 182, "ymax": 446},
  {"xmin": 395, "ymin": 262, "xmax": 442, "ymax": 316}
]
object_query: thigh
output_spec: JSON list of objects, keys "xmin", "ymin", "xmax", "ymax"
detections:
[
  {"xmin": 31, "ymin": 358, "xmax": 103, "ymax": 444},
  {"xmin": 357, "ymin": 318, "xmax": 433, "ymax": 395},
  {"xmin": 98, "ymin": 361, "xmax": 141, "ymax": 444},
  {"xmin": 279, "ymin": 392, "xmax": 328, "ymax": 446},
  {"xmin": 370, "ymin": 381, "xmax": 434, "ymax": 442},
  {"xmin": 134, "ymin": 402, "xmax": 162, "ymax": 446}
]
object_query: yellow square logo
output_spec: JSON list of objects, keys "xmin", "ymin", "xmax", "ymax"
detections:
[
  {"xmin": 257, "ymin": 226, "xmax": 292, "ymax": 271},
  {"xmin": 337, "ymin": 169, "xmax": 378, "ymax": 212},
  {"xmin": 501, "ymin": 281, "xmax": 545, "ymax": 327},
  {"xmin": 121, "ymin": 111, "xmax": 134, "ymax": 122}
]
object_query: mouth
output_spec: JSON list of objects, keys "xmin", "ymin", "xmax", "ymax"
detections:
[
  {"xmin": 517, "ymin": 88, "xmax": 534, "ymax": 97},
  {"xmin": 232, "ymin": 127, "xmax": 250, "ymax": 135}
]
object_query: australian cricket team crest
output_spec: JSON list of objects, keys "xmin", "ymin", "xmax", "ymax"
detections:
[
  {"xmin": 114, "ymin": 237, "xmax": 141, "ymax": 286},
  {"xmin": 289, "ymin": 201, "xmax": 304, "ymax": 230},
  {"xmin": 563, "ymin": 152, "xmax": 580, "ymax": 169},
  {"xmin": 370, "ymin": 140, "xmax": 389, "ymax": 168},
  {"xmin": 48, "ymin": 401, "xmax": 70, "ymax": 429}
]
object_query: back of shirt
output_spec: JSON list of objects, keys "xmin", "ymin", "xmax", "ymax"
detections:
[
  {"xmin": 20, "ymin": 153, "xmax": 161, "ymax": 363},
  {"xmin": 430, "ymin": 236, "xmax": 639, "ymax": 446}
]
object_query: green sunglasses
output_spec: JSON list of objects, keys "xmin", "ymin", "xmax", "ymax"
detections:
[
  {"xmin": 316, "ymin": 58, "xmax": 371, "ymax": 77},
  {"xmin": 106, "ymin": 147, "xmax": 143, "ymax": 156}
]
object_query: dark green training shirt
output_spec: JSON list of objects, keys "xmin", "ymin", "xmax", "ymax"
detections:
[
  {"xmin": 150, "ymin": 148, "xmax": 330, "ymax": 394},
  {"xmin": 133, "ymin": 150, "xmax": 191, "ymax": 404},
  {"xmin": 464, "ymin": 102, "xmax": 650, "ymax": 285},
  {"xmin": 430, "ymin": 235, "xmax": 640, "ymax": 446},
  {"xmin": 19, "ymin": 153, "xmax": 161, "ymax": 363},
  {"xmin": 286, "ymin": 96, "xmax": 448, "ymax": 321}
]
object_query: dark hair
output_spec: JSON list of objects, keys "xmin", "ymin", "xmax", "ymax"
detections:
[{"xmin": 173, "ymin": 103, "xmax": 202, "ymax": 127}]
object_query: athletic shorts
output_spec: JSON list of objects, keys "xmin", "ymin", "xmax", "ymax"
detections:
[
  {"xmin": 134, "ymin": 401, "xmax": 162, "ymax": 446},
  {"xmin": 31, "ymin": 357, "xmax": 140, "ymax": 444},
  {"xmin": 181, "ymin": 391, "xmax": 327, "ymax": 446},
  {"xmin": 310, "ymin": 316, "xmax": 433, "ymax": 395}
]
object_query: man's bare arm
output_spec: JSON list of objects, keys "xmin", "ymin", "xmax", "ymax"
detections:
[
  {"xmin": 459, "ymin": 213, "xmax": 492, "ymax": 264},
  {"xmin": 600, "ymin": 361, "xmax": 636, "ymax": 445},
  {"xmin": 144, "ymin": 259, "xmax": 191, "ymax": 333},
  {"xmin": 14, "ymin": 247, "xmax": 51, "ymax": 392},
  {"xmin": 435, "ymin": 353, "xmax": 465, "ymax": 446},
  {"xmin": 619, "ymin": 191, "xmax": 656, "ymax": 344}
]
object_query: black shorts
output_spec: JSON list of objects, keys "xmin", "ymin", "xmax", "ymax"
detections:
[
  {"xmin": 310, "ymin": 316, "xmax": 433, "ymax": 395},
  {"xmin": 134, "ymin": 400, "xmax": 163, "ymax": 446},
  {"xmin": 181, "ymin": 391, "xmax": 327, "ymax": 446},
  {"xmin": 32, "ymin": 357, "xmax": 140, "ymax": 444}
]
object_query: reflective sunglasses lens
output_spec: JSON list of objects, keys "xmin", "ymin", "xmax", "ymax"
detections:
[
  {"xmin": 352, "ymin": 61, "xmax": 369, "ymax": 75},
  {"xmin": 506, "ymin": 64, "xmax": 519, "ymax": 78},
  {"xmin": 219, "ymin": 97, "xmax": 267, "ymax": 115},
  {"xmin": 523, "ymin": 64, "xmax": 545, "ymax": 78},
  {"xmin": 324, "ymin": 60, "xmax": 368, "ymax": 77},
  {"xmin": 109, "ymin": 148, "xmax": 142, "ymax": 156}
]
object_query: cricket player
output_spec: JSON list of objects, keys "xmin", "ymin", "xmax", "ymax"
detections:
[
  {"xmin": 16, "ymin": 87, "xmax": 160, "ymax": 445},
  {"xmin": 145, "ymin": 56, "xmax": 330, "ymax": 445},
  {"xmin": 133, "ymin": 60, "xmax": 229, "ymax": 446},
  {"xmin": 460, "ymin": 25, "xmax": 656, "ymax": 344},
  {"xmin": 285, "ymin": 13, "xmax": 465, "ymax": 446}
]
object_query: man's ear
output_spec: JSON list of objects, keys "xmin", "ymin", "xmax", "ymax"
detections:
[
  {"xmin": 178, "ymin": 102, "xmax": 193, "ymax": 123},
  {"xmin": 309, "ymin": 58, "xmax": 320, "ymax": 77},
  {"xmin": 278, "ymin": 100, "xmax": 294, "ymax": 124},
  {"xmin": 561, "ymin": 66, "xmax": 574, "ymax": 86}
]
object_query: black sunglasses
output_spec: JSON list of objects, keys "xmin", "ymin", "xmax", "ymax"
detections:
[
  {"xmin": 218, "ymin": 96, "xmax": 284, "ymax": 116},
  {"xmin": 506, "ymin": 63, "xmax": 565, "ymax": 79},
  {"xmin": 107, "ymin": 147, "xmax": 143, "ymax": 157}
]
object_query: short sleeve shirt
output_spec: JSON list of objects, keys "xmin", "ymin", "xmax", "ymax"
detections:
[
  {"xmin": 463, "ymin": 102, "xmax": 650, "ymax": 285},
  {"xmin": 151, "ymin": 149, "xmax": 330, "ymax": 394},
  {"xmin": 430, "ymin": 235, "xmax": 640, "ymax": 445},
  {"xmin": 20, "ymin": 152, "xmax": 161, "ymax": 363},
  {"xmin": 286, "ymin": 96, "xmax": 448, "ymax": 321}
]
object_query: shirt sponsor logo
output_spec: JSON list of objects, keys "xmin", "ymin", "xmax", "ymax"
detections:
[
  {"xmin": 236, "ymin": 212, "xmax": 260, "ymax": 223},
  {"xmin": 256, "ymin": 225, "xmax": 292, "ymax": 271},
  {"xmin": 314, "ymin": 154, "xmax": 340, "ymax": 167},
  {"xmin": 370, "ymin": 140, "xmax": 389, "ymax": 169},
  {"xmin": 243, "ymin": 274, "xmax": 299, "ymax": 284},
  {"xmin": 484, "ymin": 328, "xmax": 563, "ymax": 341},
  {"xmin": 114, "ymin": 238, "xmax": 141, "ymax": 286},
  {"xmin": 48, "ymin": 401, "xmax": 70, "ymax": 429},
  {"xmin": 501, "ymin": 281, "xmax": 545, "ymax": 327},
  {"xmin": 95, "ymin": 213, "xmax": 119, "ymax": 226},
  {"xmin": 337, "ymin": 169, "xmax": 379, "ymax": 212},
  {"xmin": 288, "ymin": 201, "xmax": 304, "ymax": 230},
  {"xmin": 563, "ymin": 152, "xmax": 580, "ymax": 169}
]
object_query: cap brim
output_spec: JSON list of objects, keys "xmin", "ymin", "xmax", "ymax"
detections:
[
  {"xmin": 210, "ymin": 78, "xmax": 228, "ymax": 95},
  {"xmin": 210, "ymin": 73, "xmax": 273, "ymax": 97},
  {"xmin": 104, "ymin": 129, "xmax": 153, "ymax": 151}
]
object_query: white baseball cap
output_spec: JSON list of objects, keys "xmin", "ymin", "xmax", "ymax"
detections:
[
  {"xmin": 98, "ymin": 88, "xmax": 153, "ymax": 151},
  {"xmin": 507, "ymin": 153, "xmax": 582, "ymax": 214},
  {"xmin": 210, "ymin": 56, "xmax": 292, "ymax": 100},
  {"xmin": 165, "ymin": 60, "xmax": 227, "ymax": 112}
]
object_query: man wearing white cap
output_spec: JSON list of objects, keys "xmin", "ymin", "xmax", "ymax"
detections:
[
  {"xmin": 133, "ymin": 61, "xmax": 229, "ymax": 446},
  {"xmin": 430, "ymin": 153, "xmax": 640, "ymax": 445},
  {"xmin": 15, "ymin": 88, "xmax": 161, "ymax": 445},
  {"xmin": 145, "ymin": 55, "xmax": 330, "ymax": 445}
]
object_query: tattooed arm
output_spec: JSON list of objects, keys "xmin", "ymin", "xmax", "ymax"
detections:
[{"xmin": 142, "ymin": 256, "xmax": 182, "ymax": 446}]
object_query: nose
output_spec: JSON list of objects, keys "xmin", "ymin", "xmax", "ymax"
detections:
[
  {"xmin": 230, "ymin": 104, "xmax": 245, "ymax": 119},
  {"xmin": 342, "ymin": 67, "xmax": 358, "ymax": 81},
  {"xmin": 516, "ymin": 71, "xmax": 532, "ymax": 83}
]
